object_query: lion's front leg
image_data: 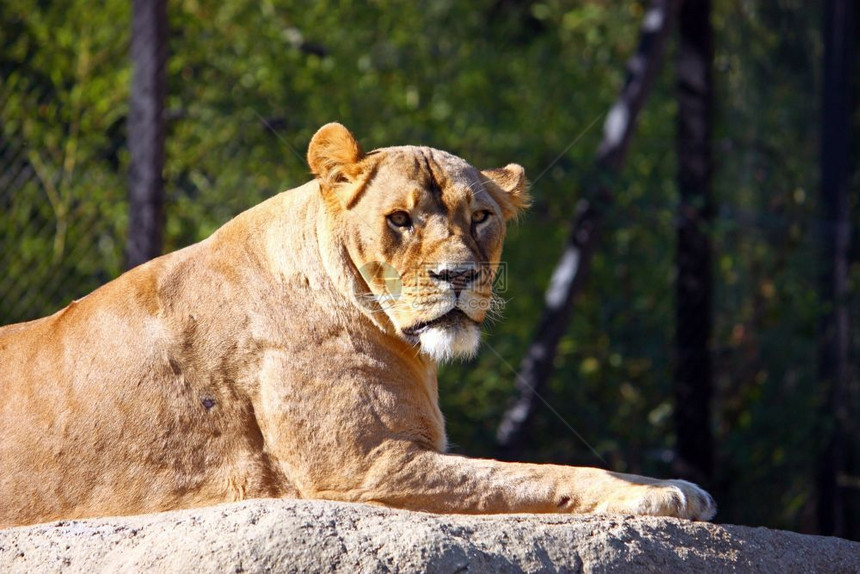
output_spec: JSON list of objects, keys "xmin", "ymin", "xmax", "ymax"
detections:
[{"xmin": 341, "ymin": 448, "xmax": 716, "ymax": 520}]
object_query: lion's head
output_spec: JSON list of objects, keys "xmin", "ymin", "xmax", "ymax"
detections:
[{"xmin": 308, "ymin": 123, "xmax": 529, "ymax": 362}]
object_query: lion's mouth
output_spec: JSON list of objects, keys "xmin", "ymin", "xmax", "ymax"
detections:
[{"xmin": 402, "ymin": 309, "xmax": 476, "ymax": 337}]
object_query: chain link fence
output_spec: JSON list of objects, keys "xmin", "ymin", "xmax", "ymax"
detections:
[{"xmin": 0, "ymin": 91, "xmax": 126, "ymax": 326}]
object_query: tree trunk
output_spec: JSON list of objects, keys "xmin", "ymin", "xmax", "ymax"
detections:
[
  {"xmin": 126, "ymin": 0, "xmax": 168, "ymax": 270},
  {"xmin": 495, "ymin": 0, "xmax": 680, "ymax": 459},
  {"xmin": 816, "ymin": 0, "xmax": 853, "ymax": 538},
  {"xmin": 673, "ymin": 0, "xmax": 714, "ymax": 484}
]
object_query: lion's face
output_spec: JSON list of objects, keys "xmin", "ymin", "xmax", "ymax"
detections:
[{"xmin": 308, "ymin": 123, "xmax": 529, "ymax": 362}]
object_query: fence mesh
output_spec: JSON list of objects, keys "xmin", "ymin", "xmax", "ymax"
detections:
[{"xmin": 0, "ymin": 102, "xmax": 126, "ymax": 326}]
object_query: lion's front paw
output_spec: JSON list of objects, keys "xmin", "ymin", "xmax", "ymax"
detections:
[{"xmin": 608, "ymin": 479, "xmax": 717, "ymax": 521}]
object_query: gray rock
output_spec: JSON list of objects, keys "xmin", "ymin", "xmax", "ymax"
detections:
[{"xmin": 0, "ymin": 499, "xmax": 857, "ymax": 573}]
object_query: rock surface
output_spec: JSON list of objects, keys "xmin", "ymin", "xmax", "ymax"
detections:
[{"xmin": 0, "ymin": 499, "xmax": 857, "ymax": 573}]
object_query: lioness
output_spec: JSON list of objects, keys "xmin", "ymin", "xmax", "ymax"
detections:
[{"xmin": 0, "ymin": 123, "xmax": 715, "ymax": 528}]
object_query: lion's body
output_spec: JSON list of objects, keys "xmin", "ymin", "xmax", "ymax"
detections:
[{"xmin": 0, "ymin": 124, "xmax": 715, "ymax": 528}]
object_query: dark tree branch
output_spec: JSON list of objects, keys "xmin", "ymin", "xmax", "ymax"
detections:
[
  {"xmin": 126, "ymin": 0, "xmax": 168, "ymax": 269},
  {"xmin": 816, "ymin": 0, "xmax": 853, "ymax": 538},
  {"xmin": 674, "ymin": 0, "xmax": 714, "ymax": 484},
  {"xmin": 487, "ymin": 0, "xmax": 547, "ymax": 41},
  {"xmin": 282, "ymin": 27, "xmax": 329, "ymax": 58},
  {"xmin": 495, "ymin": 0, "xmax": 681, "ymax": 459}
]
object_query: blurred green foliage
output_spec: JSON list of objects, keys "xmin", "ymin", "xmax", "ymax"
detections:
[{"xmin": 0, "ymin": 0, "xmax": 857, "ymax": 535}]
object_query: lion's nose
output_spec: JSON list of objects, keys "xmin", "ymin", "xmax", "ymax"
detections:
[{"xmin": 428, "ymin": 266, "xmax": 480, "ymax": 295}]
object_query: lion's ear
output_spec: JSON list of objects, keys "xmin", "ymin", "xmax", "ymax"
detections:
[
  {"xmin": 308, "ymin": 123, "xmax": 366, "ymax": 205},
  {"xmin": 481, "ymin": 164, "xmax": 531, "ymax": 221}
]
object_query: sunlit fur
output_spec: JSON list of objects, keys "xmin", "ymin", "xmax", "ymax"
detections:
[
  {"xmin": 0, "ymin": 123, "xmax": 715, "ymax": 528},
  {"xmin": 313, "ymin": 136, "xmax": 529, "ymax": 362}
]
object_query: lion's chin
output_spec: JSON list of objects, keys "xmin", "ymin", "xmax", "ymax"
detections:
[{"xmin": 417, "ymin": 323, "xmax": 481, "ymax": 363}]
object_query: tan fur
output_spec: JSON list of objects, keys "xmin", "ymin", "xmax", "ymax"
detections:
[{"xmin": 0, "ymin": 124, "xmax": 715, "ymax": 527}]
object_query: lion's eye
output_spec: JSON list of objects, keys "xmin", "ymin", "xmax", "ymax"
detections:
[
  {"xmin": 471, "ymin": 210, "xmax": 491, "ymax": 224},
  {"xmin": 387, "ymin": 211, "xmax": 412, "ymax": 228}
]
